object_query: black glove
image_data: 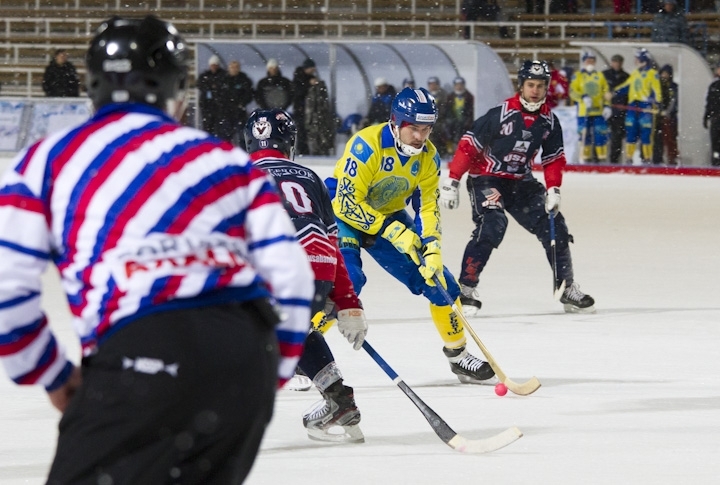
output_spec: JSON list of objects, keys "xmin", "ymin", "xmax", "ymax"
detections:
[{"xmin": 703, "ymin": 118, "xmax": 709, "ymax": 129}]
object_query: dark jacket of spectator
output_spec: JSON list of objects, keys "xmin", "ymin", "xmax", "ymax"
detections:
[
  {"xmin": 443, "ymin": 78, "xmax": 475, "ymax": 145},
  {"xmin": 42, "ymin": 50, "xmax": 80, "ymax": 97},
  {"xmin": 365, "ymin": 80, "xmax": 396, "ymax": 126},
  {"xmin": 197, "ymin": 56, "xmax": 229, "ymax": 139},
  {"xmin": 651, "ymin": 2, "xmax": 690, "ymax": 44},
  {"xmin": 292, "ymin": 59, "xmax": 318, "ymax": 155},
  {"xmin": 255, "ymin": 59, "xmax": 293, "ymax": 110},
  {"xmin": 304, "ymin": 79, "xmax": 336, "ymax": 156}
]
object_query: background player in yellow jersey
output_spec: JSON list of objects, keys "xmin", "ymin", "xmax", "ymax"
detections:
[
  {"xmin": 611, "ymin": 47, "xmax": 663, "ymax": 164},
  {"xmin": 325, "ymin": 87, "xmax": 495, "ymax": 385},
  {"xmin": 570, "ymin": 51, "xmax": 611, "ymax": 163}
]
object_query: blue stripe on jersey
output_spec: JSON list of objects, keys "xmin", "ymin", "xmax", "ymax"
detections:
[
  {"xmin": 46, "ymin": 361, "xmax": 74, "ymax": 391},
  {"xmin": 0, "ymin": 181, "xmax": 37, "ymax": 199},
  {"xmin": 87, "ymin": 137, "xmax": 211, "ymax": 266},
  {"xmin": 0, "ymin": 291, "xmax": 39, "ymax": 310},
  {"xmin": 0, "ymin": 239, "xmax": 50, "ymax": 260},
  {"xmin": 248, "ymin": 234, "xmax": 296, "ymax": 251},
  {"xmin": 0, "ymin": 314, "xmax": 43, "ymax": 343},
  {"xmin": 149, "ymin": 162, "xmax": 252, "ymax": 233},
  {"xmin": 276, "ymin": 328, "xmax": 309, "ymax": 345},
  {"xmin": 277, "ymin": 297, "xmax": 312, "ymax": 307},
  {"xmin": 13, "ymin": 336, "xmax": 56, "ymax": 384},
  {"xmin": 60, "ymin": 119, "xmax": 169, "ymax": 257}
]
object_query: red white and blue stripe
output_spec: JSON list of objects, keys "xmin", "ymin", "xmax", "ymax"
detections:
[{"xmin": 0, "ymin": 103, "xmax": 313, "ymax": 390}]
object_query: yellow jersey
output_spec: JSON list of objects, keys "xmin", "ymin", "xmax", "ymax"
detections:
[
  {"xmin": 332, "ymin": 122, "xmax": 442, "ymax": 241},
  {"xmin": 569, "ymin": 69, "xmax": 609, "ymax": 117},
  {"xmin": 615, "ymin": 67, "xmax": 663, "ymax": 104}
]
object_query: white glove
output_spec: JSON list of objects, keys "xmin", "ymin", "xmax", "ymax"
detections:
[
  {"xmin": 583, "ymin": 96, "xmax": 592, "ymax": 109},
  {"xmin": 336, "ymin": 308, "xmax": 367, "ymax": 350},
  {"xmin": 602, "ymin": 106, "xmax": 612, "ymax": 120},
  {"xmin": 545, "ymin": 187, "xmax": 561, "ymax": 215},
  {"xmin": 439, "ymin": 178, "xmax": 460, "ymax": 210}
]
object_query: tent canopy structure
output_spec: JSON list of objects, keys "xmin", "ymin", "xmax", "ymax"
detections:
[
  {"xmin": 193, "ymin": 40, "xmax": 514, "ymax": 135},
  {"xmin": 572, "ymin": 41, "xmax": 713, "ymax": 167}
]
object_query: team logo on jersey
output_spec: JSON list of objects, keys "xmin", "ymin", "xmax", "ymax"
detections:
[
  {"xmin": 251, "ymin": 118, "xmax": 272, "ymax": 140},
  {"xmin": 350, "ymin": 137, "xmax": 373, "ymax": 163},
  {"xmin": 512, "ymin": 140, "xmax": 531, "ymax": 152},
  {"xmin": 522, "ymin": 130, "xmax": 532, "ymax": 140},
  {"xmin": 367, "ymin": 176, "xmax": 409, "ymax": 210},
  {"xmin": 411, "ymin": 160, "xmax": 420, "ymax": 176}
]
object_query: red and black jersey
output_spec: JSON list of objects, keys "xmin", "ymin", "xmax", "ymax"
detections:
[
  {"xmin": 251, "ymin": 149, "xmax": 360, "ymax": 311},
  {"xmin": 448, "ymin": 94, "xmax": 566, "ymax": 189}
]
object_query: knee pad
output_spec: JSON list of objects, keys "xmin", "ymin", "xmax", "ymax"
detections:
[{"xmin": 473, "ymin": 210, "xmax": 507, "ymax": 250}]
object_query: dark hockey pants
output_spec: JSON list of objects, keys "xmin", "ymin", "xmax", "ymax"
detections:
[
  {"xmin": 47, "ymin": 301, "xmax": 278, "ymax": 485},
  {"xmin": 458, "ymin": 175, "xmax": 574, "ymax": 289}
]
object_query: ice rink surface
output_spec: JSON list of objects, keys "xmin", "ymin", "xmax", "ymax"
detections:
[{"xmin": 1, "ymin": 165, "xmax": 719, "ymax": 484}]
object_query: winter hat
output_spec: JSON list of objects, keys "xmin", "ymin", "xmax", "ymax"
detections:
[
  {"xmin": 581, "ymin": 51, "xmax": 596, "ymax": 62},
  {"xmin": 453, "ymin": 76, "xmax": 465, "ymax": 85},
  {"xmin": 664, "ymin": 0, "xmax": 677, "ymax": 5},
  {"xmin": 208, "ymin": 55, "xmax": 220, "ymax": 66},
  {"xmin": 660, "ymin": 64, "xmax": 673, "ymax": 76},
  {"xmin": 427, "ymin": 76, "xmax": 440, "ymax": 84},
  {"xmin": 374, "ymin": 77, "xmax": 388, "ymax": 87},
  {"xmin": 402, "ymin": 77, "xmax": 415, "ymax": 87},
  {"xmin": 302, "ymin": 58, "xmax": 316, "ymax": 69},
  {"xmin": 611, "ymin": 54, "xmax": 624, "ymax": 63},
  {"xmin": 266, "ymin": 58, "xmax": 279, "ymax": 69}
]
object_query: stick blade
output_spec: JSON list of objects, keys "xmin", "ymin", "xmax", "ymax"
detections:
[
  {"xmin": 504, "ymin": 376, "xmax": 542, "ymax": 396},
  {"xmin": 447, "ymin": 426, "xmax": 523, "ymax": 454},
  {"xmin": 553, "ymin": 280, "xmax": 566, "ymax": 301}
]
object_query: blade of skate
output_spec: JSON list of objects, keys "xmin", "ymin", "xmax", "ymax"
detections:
[{"xmin": 307, "ymin": 424, "xmax": 365, "ymax": 444}]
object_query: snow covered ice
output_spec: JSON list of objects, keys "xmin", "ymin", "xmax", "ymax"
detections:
[{"xmin": 1, "ymin": 166, "xmax": 719, "ymax": 484}]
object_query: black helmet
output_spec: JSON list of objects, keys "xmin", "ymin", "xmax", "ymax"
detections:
[
  {"xmin": 517, "ymin": 60, "xmax": 551, "ymax": 87},
  {"xmin": 244, "ymin": 109, "xmax": 298, "ymax": 159},
  {"xmin": 86, "ymin": 16, "xmax": 188, "ymax": 110}
]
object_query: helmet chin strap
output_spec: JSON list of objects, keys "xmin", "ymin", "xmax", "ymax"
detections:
[
  {"xmin": 519, "ymin": 94, "xmax": 546, "ymax": 113},
  {"xmin": 391, "ymin": 122, "xmax": 424, "ymax": 156}
]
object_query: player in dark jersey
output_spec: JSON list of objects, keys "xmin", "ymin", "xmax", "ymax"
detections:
[
  {"xmin": 439, "ymin": 60, "xmax": 595, "ymax": 315},
  {"xmin": 245, "ymin": 108, "xmax": 367, "ymax": 443}
]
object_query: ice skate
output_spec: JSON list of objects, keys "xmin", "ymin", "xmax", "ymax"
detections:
[
  {"xmin": 560, "ymin": 282, "xmax": 596, "ymax": 313},
  {"xmin": 303, "ymin": 381, "xmax": 364, "ymax": 443},
  {"xmin": 285, "ymin": 373, "xmax": 312, "ymax": 391},
  {"xmin": 459, "ymin": 284, "xmax": 482, "ymax": 317},
  {"xmin": 443, "ymin": 346, "xmax": 497, "ymax": 385}
]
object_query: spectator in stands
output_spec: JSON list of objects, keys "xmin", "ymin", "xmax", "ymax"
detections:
[
  {"xmin": 197, "ymin": 55, "xmax": 230, "ymax": 139},
  {"xmin": 702, "ymin": 60, "xmax": 720, "ymax": 166},
  {"xmin": 526, "ymin": 0, "xmax": 543, "ymax": 14},
  {"xmin": 443, "ymin": 77, "xmax": 475, "ymax": 152},
  {"xmin": 651, "ymin": 0, "xmax": 690, "ymax": 44},
  {"xmin": 364, "ymin": 77, "xmax": 396, "ymax": 127},
  {"xmin": 614, "ymin": 0, "xmax": 632, "ymax": 13},
  {"xmin": 653, "ymin": 64, "xmax": 680, "ymax": 165},
  {"xmin": 427, "ymin": 76, "xmax": 449, "ymax": 158},
  {"xmin": 256, "ymin": 58, "xmax": 293, "ymax": 111},
  {"xmin": 569, "ymin": 51, "xmax": 611, "ymax": 163},
  {"xmin": 547, "ymin": 61, "xmax": 569, "ymax": 109},
  {"xmin": 402, "ymin": 78, "xmax": 415, "ymax": 89},
  {"xmin": 225, "ymin": 60, "xmax": 254, "ymax": 148},
  {"xmin": 292, "ymin": 58, "xmax": 319, "ymax": 155},
  {"xmin": 304, "ymin": 72, "xmax": 336, "ymax": 156},
  {"xmin": 603, "ymin": 54, "xmax": 630, "ymax": 164},
  {"xmin": 550, "ymin": 0, "xmax": 577, "ymax": 14},
  {"xmin": 42, "ymin": 49, "xmax": 80, "ymax": 97},
  {"xmin": 461, "ymin": 0, "xmax": 501, "ymax": 39}
]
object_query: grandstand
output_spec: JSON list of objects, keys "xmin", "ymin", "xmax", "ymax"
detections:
[{"xmin": 0, "ymin": 0, "xmax": 718, "ymax": 96}]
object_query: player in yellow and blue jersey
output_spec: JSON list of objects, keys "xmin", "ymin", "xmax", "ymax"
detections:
[
  {"xmin": 612, "ymin": 48, "xmax": 663, "ymax": 164},
  {"xmin": 569, "ymin": 51, "xmax": 611, "ymax": 163},
  {"xmin": 325, "ymin": 87, "xmax": 496, "ymax": 385}
]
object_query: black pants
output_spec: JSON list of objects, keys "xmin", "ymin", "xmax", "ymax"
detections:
[
  {"xmin": 608, "ymin": 114, "xmax": 626, "ymax": 164},
  {"xmin": 711, "ymin": 120, "xmax": 720, "ymax": 167},
  {"xmin": 47, "ymin": 301, "xmax": 278, "ymax": 485},
  {"xmin": 460, "ymin": 175, "xmax": 574, "ymax": 289}
]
